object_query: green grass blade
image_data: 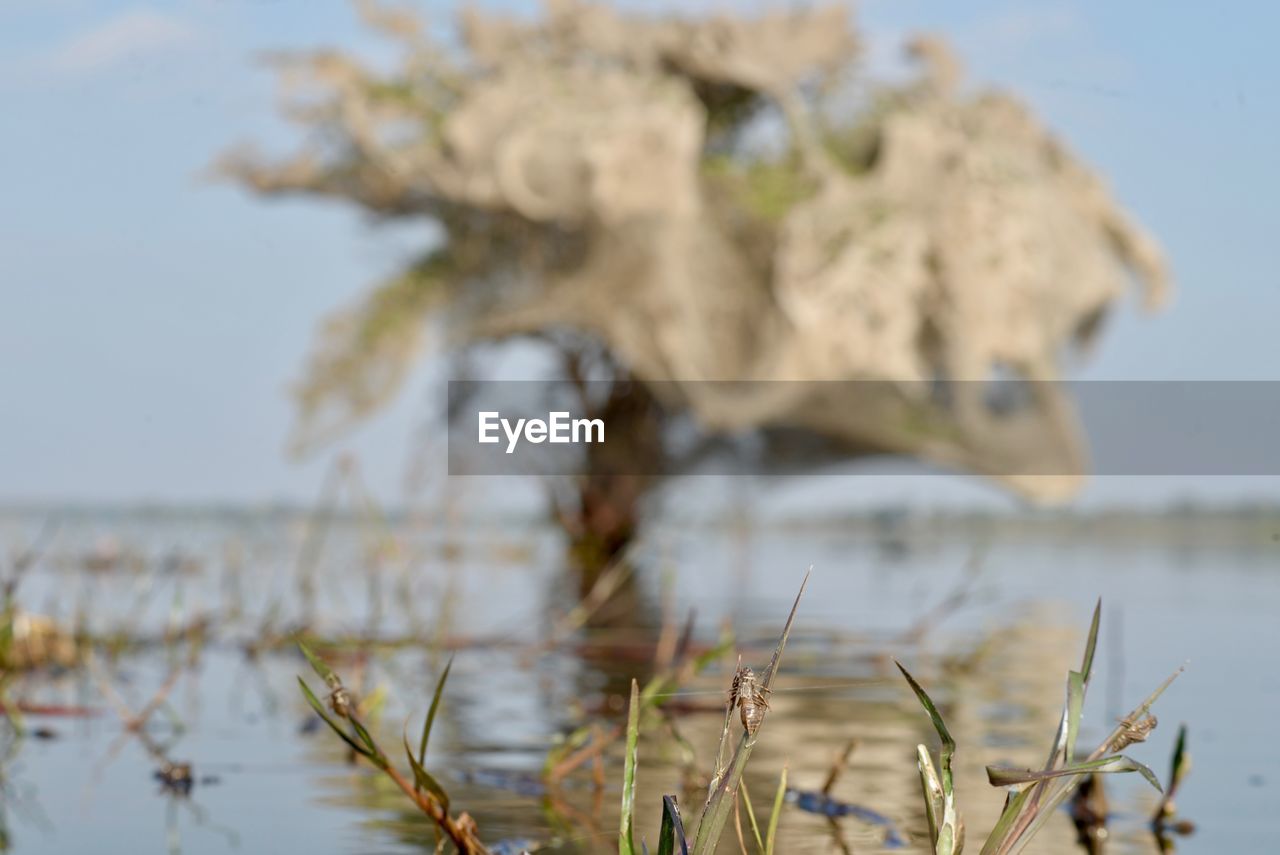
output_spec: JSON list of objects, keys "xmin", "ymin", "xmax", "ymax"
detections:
[
  {"xmin": 297, "ymin": 639, "xmax": 338, "ymax": 687},
  {"xmin": 1168, "ymin": 723, "xmax": 1190, "ymax": 793},
  {"xmin": 978, "ymin": 786, "xmax": 1036, "ymax": 855},
  {"xmin": 739, "ymin": 779, "xmax": 765, "ymax": 853},
  {"xmin": 658, "ymin": 795, "xmax": 689, "ymax": 855},
  {"xmin": 297, "ymin": 676, "xmax": 371, "ymax": 760},
  {"xmin": 764, "ymin": 765, "xmax": 787, "ymax": 855},
  {"xmin": 987, "ymin": 755, "xmax": 1162, "ymax": 791},
  {"xmin": 403, "ymin": 731, "xmax": 451, "ymax": 812},
  {"xmin": 896, "ymin": 662, "xmax": 962, "ymax": 855},
  {"xmin": 1080, "ymin": 599, "xmax": 1101, "ymax": 685},
  {"xmin": 1153, "ymin": 724, "xmax": 1190, "ymax": 823},
  {"xmin": 917, "ymin": 745, "xmax": 943, "ymax": 845},
  {"xmin": 1011, "ymin": 668, "xmax": 1183, "ymax": 854},
  {"xmin": 348, "ymin": 714, "xmax": 387, "ymax": 768},
  {"xmin": 1046, "ymin": 601, "xmax": 1103, "ymax": 768},
  {"xmin": 895, "ymin": 662, "xmax": 955, "ymax": 758},
  {"xmin": 619, "ymin": 679, "xmax": 640, "ymax": 855},
  {"xmin": 1065, "ymin": 670, "xmax": 1085, "ymax": 763},
  {"xmin": 418, "ymin": 654, "xmax": 454, "ymax": 771},
  {"xmin": 693, "ymin": 731, "xmax": 751, "ymax": 853}
]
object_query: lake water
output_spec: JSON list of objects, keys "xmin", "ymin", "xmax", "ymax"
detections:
[{"xmin": 1, "ymin": 506, "xmax": 1276, "ymax": 853}]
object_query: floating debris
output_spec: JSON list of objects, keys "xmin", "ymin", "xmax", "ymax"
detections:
[
  {"xmin": 154, "ymin": 761, "xmax": 195, "ymax": 796},
  {"xmin": 2, "ymin": 611, "xmax": 77, "ymax": 670}
]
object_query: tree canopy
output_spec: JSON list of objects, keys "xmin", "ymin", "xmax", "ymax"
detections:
[{"xmin": 220, "ymin": 0, "xmax": 1169, "ymax": 503}]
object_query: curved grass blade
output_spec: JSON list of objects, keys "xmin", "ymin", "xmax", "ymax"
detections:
[
  {"xmin": 918, "ymin": 745, "xmax": 943, "ymax": 844},
  {"xmin": 298, "ymin": 639, "xmax": 339, "ymax": 688},
  {"xmin": 987, "ymin": 602, "xmax": 1101, "ymax": 855},
  {"xmin": 896, "ymin": 661, "xmax": 961, "ymax": 855},
  {"xmin": 1153, "ymin": 724, "xmax": 1190, "ymax": 823},
  {"xmin": 1008, "ymin": 666, "xmax": 1184, "ymax": 854},
  {"xmin": 298, "ymin": 676, "xmax": 372, "ymax": 760},
  {"xmin": 418, "ymin": 654, "xmax": 454, "ymax": 772},
  {"xmin": 987, "ymin": 755, "xmax": 1162, "ymax": 792},
  {"xmin": 620, "ymin": 679, "xmax": 640, "ymax": 855},
  {"xmin": 658, "ymin": 795, "xmax": 690, "ymax": 855},
  {"xmin": 1056, "ymin": 600, "xmax": 1100, "ymax": 766},
  {"xmin": 348, "ymin": 714, "xmax": 387, "ymax": 768},
  {"xmin": 404, "ymin": 731, "xmax": 451, "ymax": 813},
  {"xmin": 895, "ymin": 662, "xmax": 955, "ymax": 759}
]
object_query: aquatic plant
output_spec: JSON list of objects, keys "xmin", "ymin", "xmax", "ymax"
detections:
[
  {"xmin": 296, "ymin": 641, "xmax": 490, "ymax": 853},
  {"xmin": 616, "ymin": 571, "xmax": 808, "ymax": 855},
  {"xmin": 1151, "ymin": 723, "xmax": 1195, "ymax": 848},
  {"xmin": 897, "ymin": 600, "xmax": 1183, "ymax": 854}
]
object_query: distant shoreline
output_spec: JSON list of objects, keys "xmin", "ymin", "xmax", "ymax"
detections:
[{"xmin": 2, "ymin": 498, "xmax": 1277, "ymax": 533}]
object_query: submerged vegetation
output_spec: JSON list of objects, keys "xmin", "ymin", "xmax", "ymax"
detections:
[
  {"xmin": 0, "ymin": 470, "xmax": 1226, "ymax": 852},
  {"xmin": 297, "ymin": 642, "xmax": 488, "ymax": 852},
  {"xmin": 897, "ymin": 601, "xmax": 1181, "ymax": 855},
  {"xmin": 286, "ymin": 565, "xmax": 1190, "ymax": 854}
]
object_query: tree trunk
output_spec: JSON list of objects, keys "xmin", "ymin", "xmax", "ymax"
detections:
[{"xmin": 551, "ymin": 381, "xmax": 664, "ymax": 600}]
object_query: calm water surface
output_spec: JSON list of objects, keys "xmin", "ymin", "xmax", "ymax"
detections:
[{"xmin": 1, "ymin": 508, "xmax": 1276, "ymax": 853}]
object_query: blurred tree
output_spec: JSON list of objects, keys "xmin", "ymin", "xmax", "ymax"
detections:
[{"xmin": 220, "ymin": 0, "xmax": 1168, "ymax": 575}]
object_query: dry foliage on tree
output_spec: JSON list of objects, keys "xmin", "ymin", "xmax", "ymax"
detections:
[{"xmin": 219, "ymin": 0, "xmax": 1168, "ymax": 508}]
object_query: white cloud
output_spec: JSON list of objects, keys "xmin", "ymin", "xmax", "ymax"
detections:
[{"xmin": 48, "ymin": 8, "xmax": 196, "ymax": 75}]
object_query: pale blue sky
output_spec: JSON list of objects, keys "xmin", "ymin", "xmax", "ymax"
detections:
[{"xmin": 2, "ymin": 1, "xmax": 1278, "ymax": 507}]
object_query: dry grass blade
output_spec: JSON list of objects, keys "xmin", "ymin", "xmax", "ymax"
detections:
[
  {"xmin": 761, "ymin": 569, "xmax": 810, "ymax": 688},
  {"xmin": 707, "ymin": 653, "xmax": 744, "ymax": 803}
]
